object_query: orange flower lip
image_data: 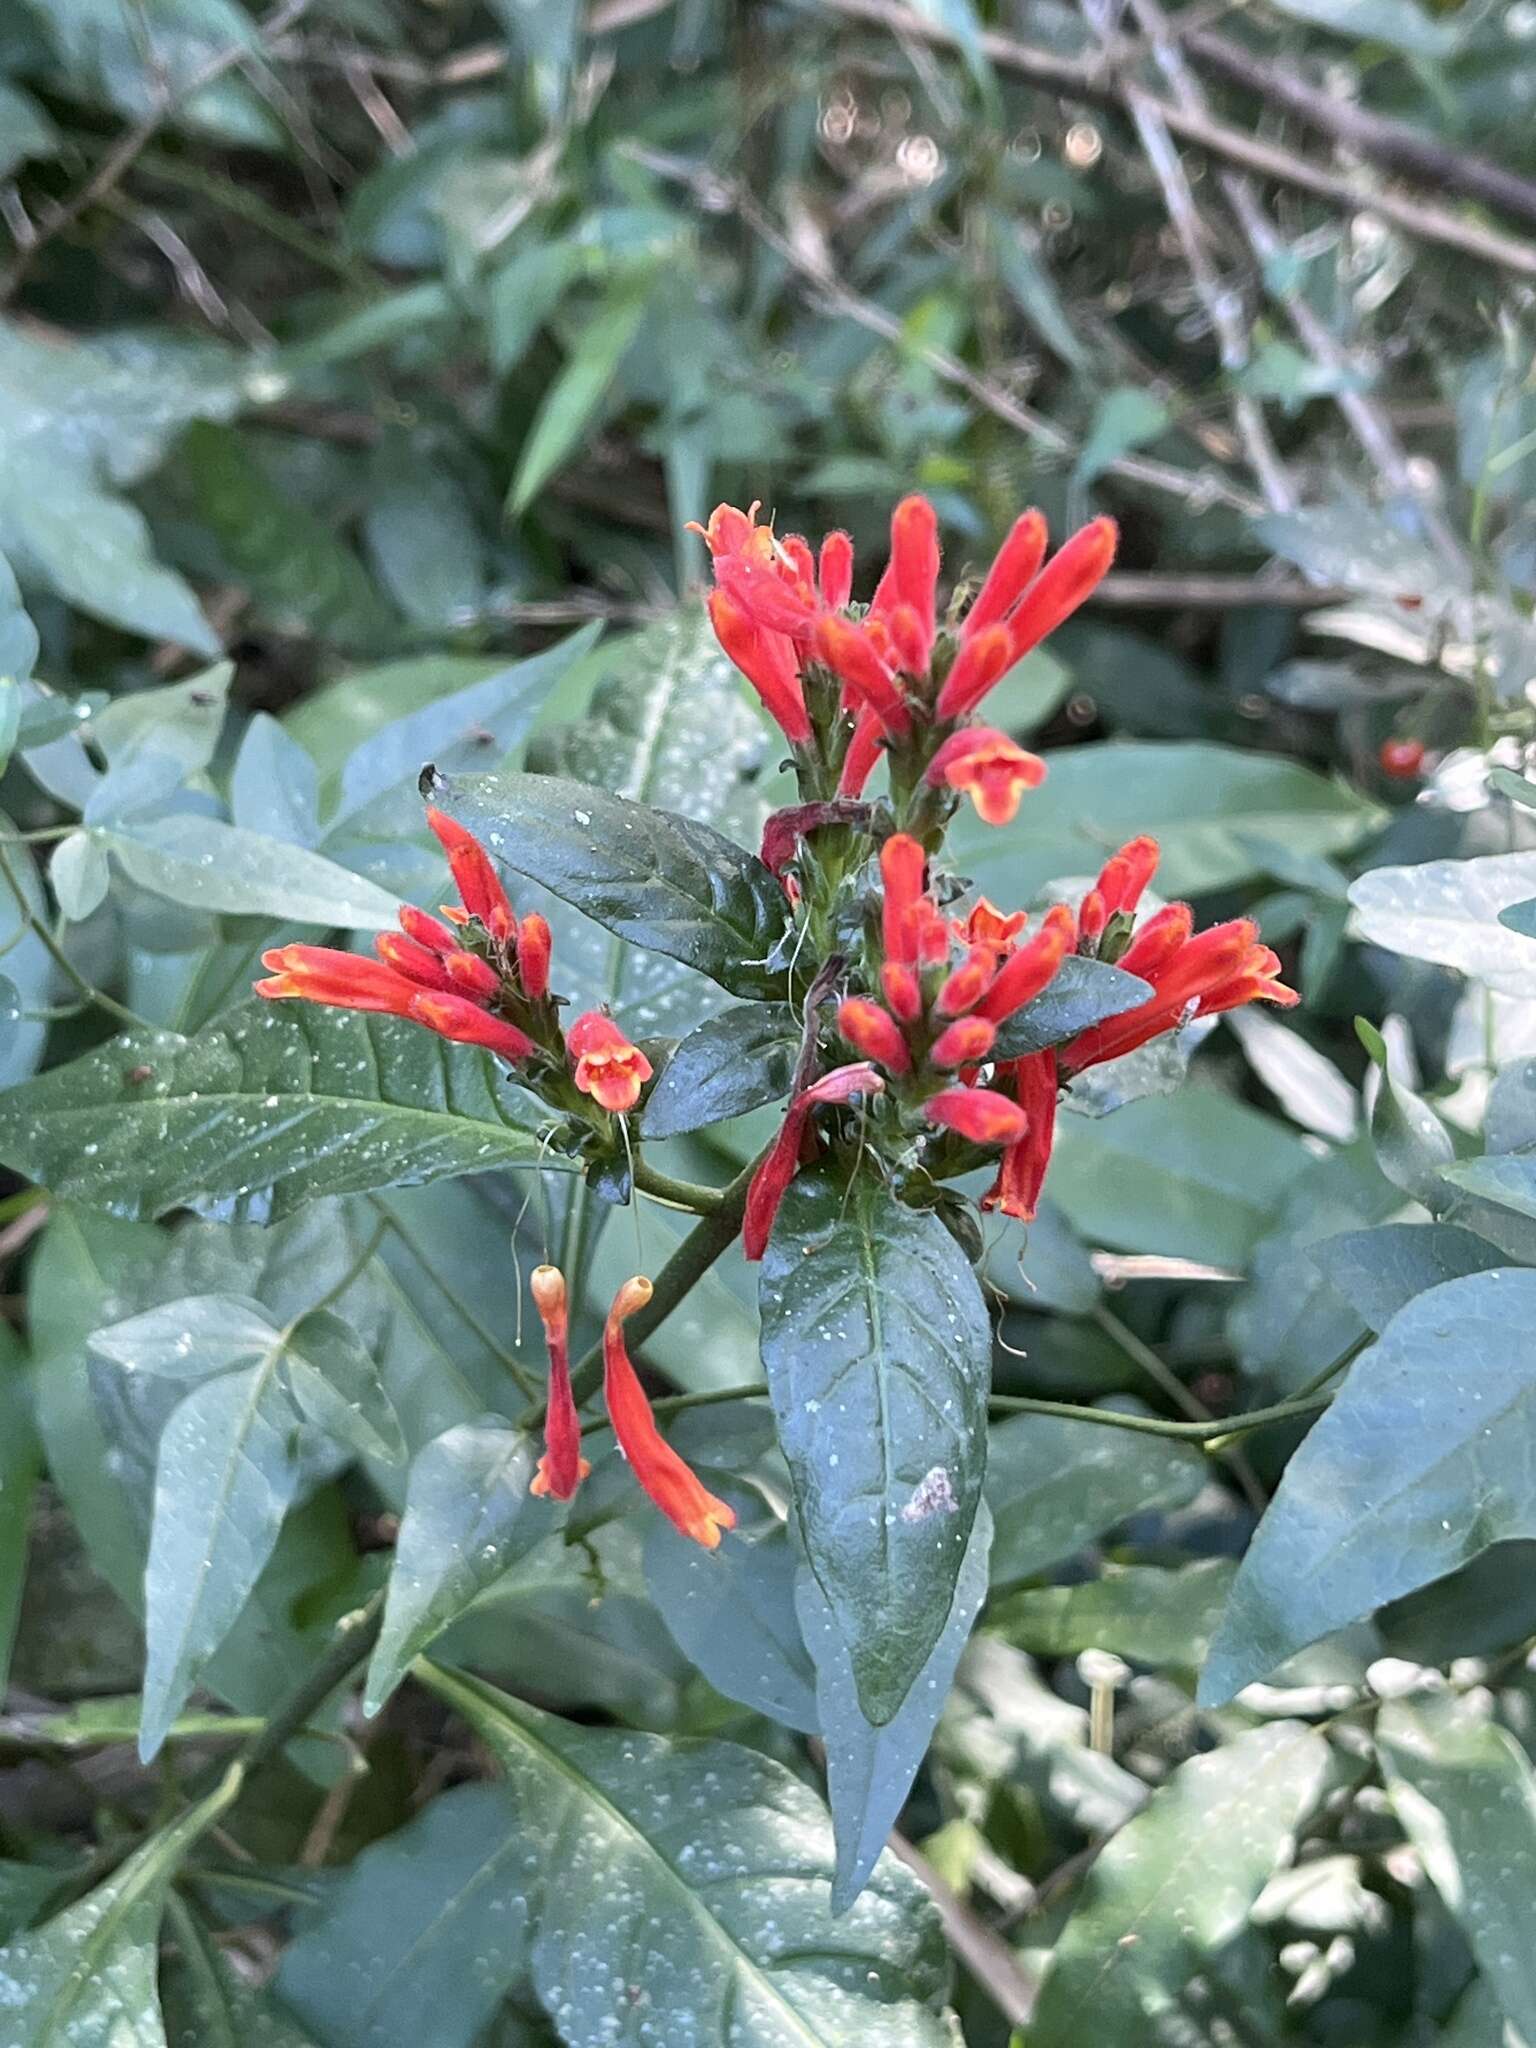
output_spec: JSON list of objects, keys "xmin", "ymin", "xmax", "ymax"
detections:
[
  {"xmin": 568, "ymin": 1010, "xmax": 654, "ymax": 1113},
  {"xmin": 925, "ymin": 727, "xmax": 1047, "ymax": 827}
]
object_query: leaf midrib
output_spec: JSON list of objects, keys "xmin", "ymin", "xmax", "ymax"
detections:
[{"xmin": 432, "ymin": 1668, "xmax": 842, "ymax": 2048}]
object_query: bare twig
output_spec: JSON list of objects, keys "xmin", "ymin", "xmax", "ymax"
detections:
[
  {"xmin": 1185, "ymin": 28, "xmax": 1536, "ymax": 230},
  {"xmin": 888, "ymin": 1832, "xmax": 1040, "ymax": 2027},
  {"xmin": 816, "ymin": 0, "xmax": 1536, "ymax": 281},
  {"xmin": 1125, "ymin": 0, "xmax": 1467, "ymax": 567},
  {"xmin": 625, "ymin": 143, "xmax": 1266, "ymax": 516},
  {"xmin": 1093, "ymin": 572, "xmax": 1346, "ymax": 607},
  {"xmin": 1, "ymin": 0, "xmax": 314, "ymax": 302},
  {"xmin": 1079, "ymin": 0, "xmax": 1298, "ymax": 515}
]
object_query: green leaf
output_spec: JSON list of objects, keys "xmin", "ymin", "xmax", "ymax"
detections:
[
  {"xmin": 277, "ymin": 1783, "xmax": 537, "ymax": 2048},
  {"xmin": 1500, "ymin": 897, "xmax": 1536, "ymax": 940},
  {"xmin": 1350, "ymin": 854, "xmax": 1536, "ymax": 999},
  {"xmin": 991, "ymin": 1558, "xmax": 1236, "ymax": 1667},
  {"xmin": 0, "ymin": 1763, "xmax": 241, "ymax": 2046},
  {"xmin": 423, "ymin": 1663, "xmax": 953, "ymax": 2046},
  {"xmin": 951, "ymin": 741, "xmax": 1376, "ymax": 905},
  {"xmin": 1264, "ymin": 0, "xmax": 1460, "ymax": 56},
  {"xmin": 643, "ymin": 1503, "xmax": 819, "ymax": 1733},
  {"xmin": 798, "ymin": 1505, "xmax": 992, "ymax": 1911},
  {"xmin": 430, "ymin": 767, "xmax": 790, "ymax": 1001},
  {"xmin": 283, "ymin": 1309, "xmax": 406, "ymax": 1464},
  {"xmin": 49, "ymin": 829, "xmax": 111, "ymax": 922},
  {"xmin": 1379, "ymin": 1691, "xmax": 1536, "ymax": 2041},
  {"xmin": 1356, "ymin": 1017, "xmax": 1458, "ymax": 1212},
  {"xmin": 161, "ymin": 1899, "xmax": 323, "ymax": 2048},
  {"xmin": 759, "ymin": 1166, "xmax": 991, "ymax": 1726},
  {"xmin": 509, "ymin": 269, "xmax": 656, "ymax": 512},
  {"xmin": 364, "ymin": 1421, "xmax": 546, "ymax": 1716},
  {"xmin": 1443, "ymin": 1154, "xmax": 1536, "ymax": 1227},
  {"xmin": 1202, "ymin": 1269, "xmax": 1536, "ymax": 1705},
  {"xmin": 1074, "ymin": 387, "xmax": 1171, "ymax": 487},
  {"xmin": 1027, "ymin": 1722, "xmax": 1333, "ymax": 2045},
  {"xmin": 107, "ymin": 815, "xmax": 404, "ymax": 928},
  {"xmin": 641, "ymin": 1003, "xmax": 800, "ymax": 1138},
  {"xmin": 1045, "ymin": 1090, "xmax": 1311, "ymax": 1264},
  {"xmin": 0, "ymin": 1326, "xmax": 38, "ymax": 1697},
  {"xmin": 0, "ymin": 809, "xmax": 49, "ymax": 1090},
  {"xmin": 989, "ymin": 957, "xmax": 1151, "ymax": 1060},
  {"xmin": 0, "ymin": 549, "xmax": 38, "ymax": 685},
  {"xmin": 1310, "ymin": 1222, "xmax": 1504, "ymax": 1332},
  {"xmin": 984, "ymin": 1405, "xmax": 1205, "ymax": 1586},
  {"xmin": 0, "ymin": 1003, "xmax": 560, "ymax": 1221}
]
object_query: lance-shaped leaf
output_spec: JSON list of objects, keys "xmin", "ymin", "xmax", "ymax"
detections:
[
  {"xmin": 1379, "ymin": 1691, "xmax": 1536, "ymax": 2043},
  {"xmin": 990, "ymin": 957, "xmax": 1151, "ymax": 1060},
  {"xmin": 641, "ymin": 1003, "xmax": 800, "ymax": 1138},
  {"xmin": 427, "ymin": 767, "xmax": 791, "ymax": 999},
  {"xmin": 421, "ymin": 1663, "xmax": 953, "ymax": 2047},
  {"xmin": 1027, "ymin": 1722, "xmax": 1333, "ymax": 2046},
  {"xmin": 0, "ymin": 1002, "xmax": 560, "ymax": 1222},
  {"xmin": 105, "ymin": 815, "xmax": 405, "ymax": 928},
  {"xmin": 365, "ymin": 1421, "xmax": 546, "ymax": 1716},
  {"xmin": 0, "ymin": 1764, "xmax": 241, "ymax": 2046},
  {"xmin": 161, "ymin": 1898, "xmax": 323, "ymax": 2048},
  {"xmin": 798, "ymin": 1504, "xmax": 992, "ymax": 1911},
  {"xmin": 759, "ymin": 1166, "xmax": 991, "ymax": 1727},
  {"xmin": 1202, "ymin": 1268, "xmax": 1536, "ymax": 1705}
]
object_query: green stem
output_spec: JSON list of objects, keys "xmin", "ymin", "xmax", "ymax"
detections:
[
  {"xmin": 630, "ymin": 1159, "xmax": 729, "ymax": 1214},
  {"xmin": 555, "ymin": 1156, "xmax": 759, "ymax": 1413},
  {"xmin": 581, "ymin": 1379, "xmax": 767, "ymax": 1437},
  {"xmin": 986, "ymin": 1389, "xmax": 1333, "ymax": 1442},
  {"xmin": 1091, "ymin": 1303, "xmax": 1209, "ymax": 1422},
  {"xmin": 0, "ymin": 840, "xmax": 152, "ymax": 1031},
  {"xmin": 232, "ymin": 1596, "xmax": 382, "ymax": 1785}
]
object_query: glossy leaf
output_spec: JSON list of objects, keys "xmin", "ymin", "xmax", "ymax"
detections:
[
  {"xmin": 1350, "ymin": 854, "xmax": 1536, "ymax": 999},
  {"xmin": 759, "ymin": 1166, "xmax": 991, "ymax": 1726},
  {"xmin": 430, "ymin": 765, "xmax": 790, "ymax": 1000},
  {"xmin": 0, "ymin": 1765, "xmax": 240, "ymax": 2046},
  {"xmin": 989, "ymin": 957, "xmax": 1151, "ymax": 1060},
  {"xmin": 420, "ymin": 1663, "xmax": 954, "ymax": 2047},
  {"xmin": 1310, "ymin": 1222, "xmax": 1504, "ymax": 1331},
  {"xmin": 1028, "ymin": 1722, "xmax": 1332, "ymax": 2045},
  {"xmin": 984, "ymin": 1405, "xmax": 1205, "ymax": 1586},
  {"xmin": 0, "ymin": 1003, "xmax": 559, "ymax": 1221},
  {"xmin": 107, "ymin": 814, "xmax": 403, "ymax": 927},
  {"xmin": 798, "ymin": 1504, "xmax": 992, "ymax": 1911},
  {"xmin": 1202, "ymin": 1269, "xmax": 1536, "ymax": 1704},
  {"xmin": 641, "ymin": 1003, "xmax": 800, "ymax": 1137},
  {"xmin": 364, "ymin": 1421, "xmax": 546, "ymax": 1716},
  {"xmin": 991, "ymin": 1559, "xmax": 1236, "ymax": 1668},
  {"xmin": 1379, "ymin": 1692, "xmax": 1536, "ymax": 2042}
]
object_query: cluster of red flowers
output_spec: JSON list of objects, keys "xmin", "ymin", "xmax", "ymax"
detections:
[
  {"xmin": 695, "ymin": 495, "xmax": 1115, "ymax": 822},
  {"xmin": 528, "ymin": 1263, "xmax": 735, "ymax": 1550},
  {"xmin": 257, "ymin": 808, "xmax": 653, "ymax": 1115}
]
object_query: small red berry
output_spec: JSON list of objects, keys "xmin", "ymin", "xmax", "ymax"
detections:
[{"xmin": 1379, "ymin": 738, "xmax": 1425, "ymax": 780}]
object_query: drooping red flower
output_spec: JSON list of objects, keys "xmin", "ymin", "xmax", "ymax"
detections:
[
  {"xmin": 603, "ymin": 1276, "xmax": 737, "ymax": 1548},
  {"xmin": 705, "ymin": 589, "xmax": 812, "ymax": 747},
  {"xmin": 925, "ymin": 727, "xmax": 1047, "ymax": 827},
  {"xmin": 568, "ymin": 1011, "xmax": 654, "ymax": 1113},
  {"xmin": 529, "ymin": 1265, "xmax": 589, "ymax": 1503},
  {"xmin": 742, "ymin": 1062, "xmax": 885, "ymax": 1261},
  {"xmin": 983, "ymin": 1049, "xmax": 1059, "ymax": 1221},
  {"xmin": 425, "ymin": 807, "xmax": 515, "ymax": 944}
]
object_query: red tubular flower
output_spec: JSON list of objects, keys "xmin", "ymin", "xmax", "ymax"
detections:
[
  {"xmin": 743, "ymin": 1062, "xmax": 884, "ymax": 1260},
  {"xmin": 604, "ymin": 1276, "xmax": 737, "ymax": 1548},
  {"xmin": 1077, "ymin": 889, "xmax": 1108, "ymax": 948},
  {"xmin": 398, "ymin": 905, "xmax": 458, "ymax": 954},
  {"xmin": 838, "ymin": 710, "xmax": 886, "ymax": 798},
  {"xmin": 529, "ymin": 1265, "xmax": 589, "ymax": 1502},
  {"xmin": 926, "ymin": 1086, "xmax": 1030, "ymax": 1145},
  {"xmin": 256, "ymin": 946, "xmax": 419, "ymax": 1016},
  {"xmin": 1118, "ymin": 902, "xmax": 1194, "ymax": 979},
  {"xmin": 881, "ymin": 961, "xmax": 923, "ymax": 1023},
  {"xmin": 426, "ymin": 807, "xmax": 516, "ymax": 944},
  {"xmin": 880, "ymin": 833, "xmax": 927, "ymax": 967},
  {"xmin": 838, "ymin": 996, "xmax": 912, "ymax": 1074},
  {"xmin": 374, "ymin": 931, "xmax": 458, "ymax": 992},
  {"xmin": 568, "ymin": 1010, "xmax": 654, "ymax": 1112},
  {"xmin": 1096, "ymin": 835, "xmax": 1159, "ymax": 920},
  {"xmin": 972, "ymin": 906, "xmax": 1075, "ymax": 1024},
  {"xmin": 819, "ymin": 530, "xmax": 854, "ymax": 611},
  {"xmin": 706, "ymin": 590, "xmax": 812, "ymax": 747},
  {"xmin": 814, "ymin": 617, "xmax": 911, "ymax": 737},
  {"xmin": 936, "ymin": 517, "xmax": 1117, "ymax": 719},
  {"xmin": 935, "ymin": 945, "xmax": 996, "ymax": 1018},
  {"xmin": 930, "ymin": 1015, "xmax": 997, "ymax": 1068},
  {"xmin": 444, "ymin": 949, "xmax": 503, "ymax": 1000},
  {"xmin": 964, "ymin": 509, "xmax": 1048, "ymax": 639},
  {"xmin": 1062, "ymin": 919, "xmax": 1297, "ymax": 1071},
  {"xmin": 516, "ymin": 912, "xmax": 552, "ymax": 1000},
  {"xmin": 935, "ymin": 625, "xmax": 1014, "ymax": 725},
  {"xmin": 408, "ymin": 992, "xmax": 535, "ymax": 1061},
  {"xmin": 983, "ymin": 1050, "xmax": 1059, "ymax": 1220},
  {"xmin": 925, "ymin": 727, "xmax": 1047, "ymax": 827},
  {"xmin": 885, "ymin": 496, "xmax": 940, "ymax": 668}
]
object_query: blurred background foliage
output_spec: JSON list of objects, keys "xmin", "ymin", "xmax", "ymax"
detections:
[{"xmin": 5, "ymin": 0, "xmax": 1536, "ymax": 2044}]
